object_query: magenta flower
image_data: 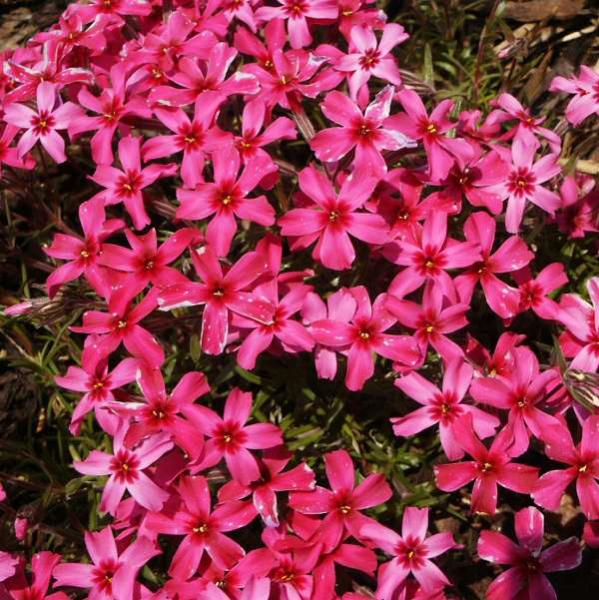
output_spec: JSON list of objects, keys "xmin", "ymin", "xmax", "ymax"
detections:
[
  {"xmin": 513, "ymin": 262, "xmax": 567, "ymax": 319},
  {"xmin": 74, "ymin": 423, "xmax": 173, "ymax": 515},
  {"xmin": 89, "ymin": 135, "xmax": 177, "ymax": 230},
  {"xmin": 0, "ymin": 552, "xmax": 17, "ymax": 583},
  {"xmin": 69, "ymin": 64, "xmax": 152, "ymax": 165},
  {"xmin": 470, "ymin": 347, "xmax": 560, "ymax": 455},
  {"xmin": 487, "ymin": 140, "xmax": 561, "ymax": 233},
  {"xmin": 70, "ymin": 0, "xmax": 153, "ymax": 22},
  {"xmin": 310, "ymin": 86, "xmax": 414, "ymax": 175},
  {"xmin": 71, "ymin": 287, "xmax": 164, "ymax": 368},
  {"xmin": 145, "ymin": 475, "xmax": 255, "ymax": 580},
  {"xmin": 0, "ymin": 124, "xmax": 35, "ymax": 176},
  {"xmin": 142, "ymin": 93, "xmax": 231, "ymax": 188},
  {"xmin": 434, "ymin": 417, "xmax": 539, "ymax": 515},
  {"xmin": 278, "ymin": 166, "xmax": 388, "ymax": 271},
  {"xmin": 387, "ymin": 89, "xmax": 474, "ymax": 180},
  {"xmin": 199, "ymin": 577, "xmax": 271, "ymax": 600},
  {"xmin": 234, "ymin": 278, "xmax": 314, "ymax": 369},
  {"xmin": 386, "ymin": 211, "xmax": 481, "ymax": 300},
  {"xmin": 44, "ymin": 198, "xmax": 125, "ymax": 298},
  {"xmin": 478, "ymin": 507, "xmax": 582, "ymax": 600},
  {"xmin": 361, "ymin": 507, "xmax": 459, "ymax": 596},
  {"xmin": 158, "ymin": 246, "xmax": 274, "ymax": 355},
  {"xmin": 53, "ymin": 527, "xmax": 159, "ymax": 600},
  {"xmin": 555, "ymin": 175, "xmax": 599, "ymax": 239},
  {"xmin": 310, "ymin": 286, "xmax": 420, "ymax": 391},
  {"xmin": 289, "ymin": 449, "xmax": 392, "ymax": 550},
  {"xmin": 218, "ymin": 446, "xmax": 316, "ymax": 527},
  {"xmin": 533, "ymin": 416, "xmax": 599, "ymax": 519},
  {"xmin": 98, "ymin": 227, "xmax": 196, "ymax": 296},
  {"xmin": 393, "ymin": 359, "xmax": 499, "ymax": 460},
  {"xmin": 386, "ymin": 284, "xmax": 470, "ymax": 363},
  {"xmin": 256, "ymin": 0, "xmax": 338, "ymax": 49},
  {"xmin": 557, "ymin": 276, "xmax": 599, "ymax": 371},
  {"xmin": 177, "ymin": 147, "xmax": 276, "ymax": 256},
  {"xmin": 1, "ymin": 552, "xmax": 67, "ymax": 600},
  {"xmin": 4, "ymin": 81, "xmax": 82, "ymax": 163},
  {"xmin": 122, "ymin": 366, "xmax": 209, "ymax": 461},
  {"xmin": 550, "ymin": 66, "xmax": 599, "ymax": 126},
  {"xmin": 234, "ymin": 18, "xmax": 286, "ymax": 67},
  {"xmin": 183, "ymin": 388, "xmax": 283, "ymax": 485},
  {"xmin": 454, "ymin": 211, "xmax": 533, "ymax": 319},
  {"xmin": 55, "ymin": 354, "xmax": 138, "ymax": 435},
  {"xmin": 334, "ymin": 24, "xmax": 407, "ymax": 99},
  {"xmin": 466, "ymin": 331, "xmax": 526, "ymax": 380}
]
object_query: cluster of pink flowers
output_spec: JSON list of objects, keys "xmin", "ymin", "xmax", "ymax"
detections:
[{"xmin": 1, "ymin": 0, "xmax": 599, "ymax": 598}]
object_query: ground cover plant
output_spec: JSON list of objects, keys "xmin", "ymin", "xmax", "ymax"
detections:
[{"xmin": 0, "ymin": 0, "xmax": 599, "ymax": 598}]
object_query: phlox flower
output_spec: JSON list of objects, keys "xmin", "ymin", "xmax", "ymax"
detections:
[
  {"xmin": 361, "ymin": 506, "xmax": 459, "ymax": 597},
  {"xmin": 513, "ymin": 262, "xmax": 567, "ymax": 319},
  {"xmin": 4, "ymin": 81, "xmax": 82, "ymax": 163},
  {"xmin": 550, "ymin": 66, "xmax": 599, "ymax": 126},
  {"xmin": 310, "ymin": 86, "xmax": 414, "ymax": 175},
  {"xmin": 199, "ymin": 577, "xmax": 271, "ymax": 600},
  {"xmin": 434, "ymin": 417, "xmax": 539, "ymax": 515},
  {"xmin": 478, "ymin": 506, "xmax": 582, "ymax": 600},
  {"xmin": 0, "ymin": 552, "xmax": 67, "ymax": 600},
  {"xmin": 145, "ymin": 475, "xmax": 255, "ymax": 580},
  {"xmin": 289, "ymin": 449, "xmax": 392, "ymax": 550},
  {"xmin": 555, "ymin": 175, "xmax": 599, "ymax": 238},
  {"xmin": 74, "ymin": 423, "xmax": 173, "ymax": 515},
  {"xmin": 177, "ymin": 146, "xmax": 276, "ymax": 256},
  {"xmin": 465, "ymin": 331, "xmax": 526, "ymax": 379},
  {"xmin": 393, "ymin": 359, "xmax": 499, "ymax": 460},
  {"xmin": 183, "ymin": 388, "xmax": 283, "ymax": 485},
  {"xmin": 278, "ymin": 165, "xmax": 388, "ymax": 271},
  {"xmin": 53, "ymin": 527, "xmax": 159, "ymax": 600},
  {"xmin": 234, "ymin": 18, "xmax": 286, "ymax": 67},
  {"xmin": 309, "ymin": 286, "xmax": 420, "ymax": 390},
  {"xmin": 0, "ymin": 124, "xmax": 36, "ymax": 177}
]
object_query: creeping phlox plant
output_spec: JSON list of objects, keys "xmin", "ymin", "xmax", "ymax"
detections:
[{"xmin": 1, "ymin": 1, "xmax": 599, "ymax": 599}]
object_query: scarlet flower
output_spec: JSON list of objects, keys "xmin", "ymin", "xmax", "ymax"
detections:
[
  {"xmin": 434, "ymin": 417, "xmax": 539, "ymax": 515},
  {"xmin": 311, "ymin": 86, "xmax": 414, "ymax": 175},
  {"xmin": 310, "ymin": 286, "xmax": 420, "ymax": 391},
  {"xmin": 289, "ymin": 449, "xmax": 392, "ymax": 550},
  {"xmin": 393, "ymin": 359, "xmax": 499, "ymax": 460},
  {"xmin": 4, "ymin": 81, "xmax": 82, "ymax": 163},
  {"xmin": 279, "ymin": 166, "xmax": 388, "ymax": 271},
  {"xmin": 183, "ymin": 388, "xmax": 283, "ymax": 485},
  {"xmin": 53, "ymin": 527, "xmax": 159, "ymax": 600},
  {"xmin": 478, "ymin": 507, "xmax": 582, "ymax": 600},
  {"xmin": 145, "ymin": 475, "xmax": 255, "ymax": 580},
  {"xmin": 177, "ymin": 146, "xmax": 276, "ymax": 256},
  {"xmin": 74, "ymin": 423, "xmax": 173, "ymax": 515},
  {"xmin": 361, "ymin": 507, "xmax": 459, "ymax": 596}
]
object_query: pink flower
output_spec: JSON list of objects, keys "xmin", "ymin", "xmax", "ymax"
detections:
[
  {"xmin": 310, "ymin": 86, "xmax": 414, "ymax": 175},
  {"xmin": 256, "ymin": 0, "xmax": 338, "ymax": 49},
  {"xmin": 434, "ymin": 417, "xmax": 539, "ymax": 515},
  {"xmin": 145, "ymin": 475, "xmax": 255, "ymax": 580},
  {"xmin": 385, "ymin": 284, "xmax": 470, "ymax": 363},
  {"xmin": 4, "ymin": 81, "xmax": 82, "ymax": 163},
  {"xmin": 487, "ymin": 140, "xmax": 561, "ymax": 233},
  {"xmin": 393, "ymin": 359, "xmax": 499, "ymax": 460},
  {"xmin": 533, "ymin": 416, "xmax": 599, "ymax": 519},
  {"xmin": 333, "ymin": 24, "xmax": 407, "ymax": 99},
  {"xmin": 361, "ymin": 507, "xmax": 458, "ymax": 596},
  {"xmin": 0, "ymin": 552, "xmax": 18, "ymax": 583},
  {"xmin": 289, "ymin": 449, "xmax": 392, "ymax": 550},
  {"xmin": 386, "ymin": 89, "xmax": 474, "ymax": 180},
  {"xmin": 385, "ymin": 211, "xmax": 481, "ymax": 301},
  {"xmin": 55, "ymin": 354, "xmax": 138, "ymax": 434},
  {"xmin": 199, "ymin": 577, "xmax": 271, "ymax": 600},
  {"xmin": 142, "ymin": 93, "xmax": 231, "ymax": 188},
  {"xmin": 183, "ymin": 388, "xmax": 283, "ymax": 485},
  {"xmin": 279, "ymin": 166, "xmax": 388, "ymax": 271},
  {"xmin": 98, "ymin": 227, "xmax": 196, "ymax": 296},
  {"xmin": 310, "ymin": 286, "xmax": 420, "ymax": 390},
  {"xmin": 550, "ymin": 66, "xmax": 599, "ymax": 126},
  {"xmin": 465, "ymin": 331, "xmax": 526, "ymax": 379},
  {"xmin": 555, "ymin": 175, "xmax": 599, "ymax": 238},
  {"xmin": 89, "ymin": 135, "xmax": 177, "ymax": 230},
  {"xmin": 0, "ymin": 124, "xmax": 36, "ymax": 176},
  {"xmin": 513, "ymin": 262, "xmax": 567, "ymax": 319},
  {"xmin": 454, "ymin": 211, "xmax": 533, "ymax": 318},
  {"xmin": 158, "ymin": 246, "xmax": 274, "ymax": 355},
  {"xmin": 478, "ymin": 506, "xmax": 581, "ymax": 600},
  {"xmin": 218, "ymin": 446, "xmax": 316, "ymax": 527},
  {"xmin": 177, "ymin": 147, "xmax": 276, "ymax": 256},
  {"xmin": 234, "ymin": 278, "xmax": 315, "ymax": 369},
  {"xmin": 470, "ymin": 347, "xmax": 560, "ymax": 455},
  {"xmin": 1, "ymin": 552, "xmax": 67, "ymax": 600},
  {"xmin": 53, "ymin": 527, "xmax": 159, "ymax": 600},
  {"xmin": 557, "ymin": 276, "xmax": 599, "ymax": 371},
  {"xmin": 234, "ymin": 18, "xmax": 286, "ymax": 67},
  {"xmin": 71, "ymin": 287, "xmax": 164, "ymax": 368},
  {"xmin": 44, "ymin": 198, "xmax": 125, "ymax": 298}
]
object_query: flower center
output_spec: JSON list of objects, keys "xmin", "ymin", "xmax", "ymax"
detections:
[
  {"xmin": 339, "ymin": 504, "xmax": 351, "ymax": 514},
  {"xmin": 480, "ymin": 461, "xmax": 493, "ymax": 472},
  {"xmin": 426, "ymin": 122, "xmax": 438, "ymax": 134},
  {"xmin": 193, "ymin": 523, "xmax": 208, "ymax": 534},
  {"xmin": 117, "ymin": 320, "xmax": 127, "ymax": 329}
]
